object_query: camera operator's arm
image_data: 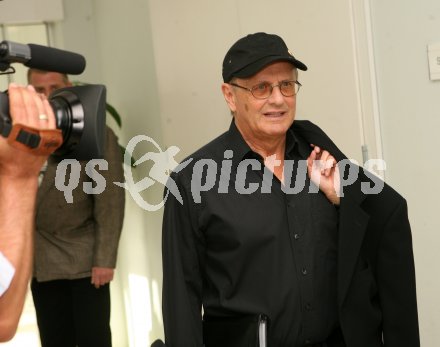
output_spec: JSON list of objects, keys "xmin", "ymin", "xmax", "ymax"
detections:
[{"xmin": 0, "ymin": 84, "xmax": 56, "ymax": 341}]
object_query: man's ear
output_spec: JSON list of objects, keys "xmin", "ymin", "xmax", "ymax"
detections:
[{"xmin": 221, "ymin": 83, "xmax": 237, "ymax": 113}]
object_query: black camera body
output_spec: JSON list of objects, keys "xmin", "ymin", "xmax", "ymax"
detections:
[
  {"xmin": 0, "ymin": 85, "xmax": 107, "ymax": 160},
  {"xmin": 0, "ymin": 41, "xmax": 107, "ymax": 160}
]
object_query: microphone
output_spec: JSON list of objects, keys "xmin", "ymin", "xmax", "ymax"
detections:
[
  {"xmin": 0, "ymin": 41, "xmax": 86, "ymax": 75},
  {"xmin": 150, "ymin": 340, "xmax": 166, "ymax": 347}
]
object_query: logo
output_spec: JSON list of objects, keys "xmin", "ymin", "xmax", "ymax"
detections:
[
  {"xmin": 53, "ymin": 133, "xmax": 387, "ymax": 210},
  {"xmin": 114, "ymin": 135, "xmax": 192, "ymax": 211}
]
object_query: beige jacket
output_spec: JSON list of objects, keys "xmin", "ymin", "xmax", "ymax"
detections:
[{"xmin": 34, "ymin": 127, "xmax": 125, "ymax": 281}]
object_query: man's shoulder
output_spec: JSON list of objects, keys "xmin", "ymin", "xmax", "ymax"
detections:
[
  {"xmin": 105, "ymin": 124, "xmax": 117, "ymax": 136},
  {"xmin": 292, "ymin": 119, "xmax": 325, "ymax": 134},
  {"xmin": 362, "ymin": 174, "xmax": 407, "ymax": 208},
  {"xmin": 170, "ymin": 130, "xmax": 230, "ymax": 186},
  {"xmin": 292, "ymin": 120, "xmax": 336, "ymax": 147},
  {"xmin": 104, "ymin": 125, "xmax": 120, "ymax": 146}
]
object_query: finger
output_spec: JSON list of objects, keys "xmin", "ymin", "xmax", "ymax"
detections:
[
  {"xmin": 324, "ymin": 157, "xmax": 336, "ymax": 177},
  {"xmin": 92, "ymin": 276, "xmax": 101, "ymax": 289},
  {"xmin": 314, "ymin": 150, "xmax": 335, "ymax": 176},
  {"xmin": 313, "ymin": 145, "xmax": 321, "ymax": 154},
  {"xmin": 41, "ymin": 95, "xmax": 56, "ymax": 129},
  {"xmin": 319, "ymin": 151, "xmax": 333, "ymax": 176},
  {"xmin": 307, "ymin": 147, "xmax": 318, "ymax": 168},
  {"xmin": 102, "ymin": 272, "xmax": 111, "ymax": 283},
  {"xmin": 91, "ymin": 271, "xmax": 99, "ymax": 286},
  {"xmin": 21, "ymin": 85, "xmax": 40, "ymax": 128},
  {"xmin": 8, "ymin": 84, "xmax": 27, "ymax": 124},
  {"xmin": 320, "ymin": 150, "xmax": 330, "ymax": 161},
  {"xmin": 317, "ymin": 150, "xmax": 329, "ymax": 174},
  {"xmin": 104, "ymin": 273, "xmax": 114, "ymax": 284},
  {"xmin": 324, "ymin": 156, "xmax": 336, "ymax": 169},
  {"xmin": 32, "ymin": 91, "xmax": 52, "ymax": 129}
]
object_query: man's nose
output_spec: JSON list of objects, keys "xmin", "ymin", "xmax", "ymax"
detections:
[{"xmin": 267, "ymin": 85, "xmax": 285, "ymax": 104}]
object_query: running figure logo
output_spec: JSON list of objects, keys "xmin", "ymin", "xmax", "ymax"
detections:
[{"xmin": 115, "ymin": 135, "xmax": 193, "ymax": 211}]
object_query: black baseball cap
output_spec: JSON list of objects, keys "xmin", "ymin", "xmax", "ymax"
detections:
[{"xmin": 222, "ymin": 32, "xmax": 307, "ymax": 83}]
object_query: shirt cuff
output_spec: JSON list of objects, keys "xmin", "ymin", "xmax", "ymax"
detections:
[{"xmin": 0, "ymin": 251, "xmax": 15, "ymax": 297}]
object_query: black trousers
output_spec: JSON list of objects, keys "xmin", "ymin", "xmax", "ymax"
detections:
[{"xmin": 31, "ymin": 277, "xmax": 112, "ymax": 347}]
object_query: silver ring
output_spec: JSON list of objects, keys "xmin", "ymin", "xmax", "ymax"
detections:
[{"xmin": 39, "ymin": 114, "xmax": 48, "ymax": 121}]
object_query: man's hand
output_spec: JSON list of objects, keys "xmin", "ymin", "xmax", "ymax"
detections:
[
  {"xmin": 307, "ymin": 145, "xmax": 340, "ymax": 205},
  {"xmin": 0, "ymin": 83, "xmax": 57, "ymax": 341},
  {"xmin": 0, "ymin": 84, "xmax": 56, "ymax": 179},
  {"xmin": 91, "ymin": 267, "xmax": 115, "ymax": 289}
]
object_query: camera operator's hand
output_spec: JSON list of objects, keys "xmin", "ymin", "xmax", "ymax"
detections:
[
  {"xmin": 0, "ymin": 83, "xmax": 58, "ymax": 341},
  {"xmin": 0, "ymin": 83, "xmax": 56, "ymax": 179}
]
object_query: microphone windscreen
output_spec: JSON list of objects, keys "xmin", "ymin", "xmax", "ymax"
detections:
[{"xmin": 25, "ymin": 44, "xmax": 86, "ymax": 75}]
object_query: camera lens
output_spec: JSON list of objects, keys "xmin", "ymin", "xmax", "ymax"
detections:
[
  {"xmin": 49, "ymin": 89, "xmax": 85, "ymax": 158},
  {"xmin": 0, "ymin": 84, "xmax": 106, "ymax": 160}
]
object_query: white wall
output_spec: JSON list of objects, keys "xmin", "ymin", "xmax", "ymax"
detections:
[
  {"xmin": 370, "ymin": 1, "xmax": 440, "ymax": 345},
  {"xmin": 148, "ymin": 0, "xmax": 368, "ymax": 163},
  {"xmin": 0, "ymin": 0, "xmax": 63, "ymax": 24}
]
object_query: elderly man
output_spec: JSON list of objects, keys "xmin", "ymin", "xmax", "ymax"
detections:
[{"xmin": 162, "ymin": 33, "xmax": 419, "ymax": 347}]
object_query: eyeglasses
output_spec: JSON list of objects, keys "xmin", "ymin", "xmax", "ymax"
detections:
[{"xmin": 229, "ymin": 80, "xmax": 302, "ymax": 99}]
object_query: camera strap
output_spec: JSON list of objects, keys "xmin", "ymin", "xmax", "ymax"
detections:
[{"xmin": 7, "ymin": 123, "xmax": 62, "ymax": 156}]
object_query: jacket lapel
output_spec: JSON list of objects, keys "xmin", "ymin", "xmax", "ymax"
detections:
[{"xmin": 336, "ymin": 180, "xmax": 369, "ymax": 306}]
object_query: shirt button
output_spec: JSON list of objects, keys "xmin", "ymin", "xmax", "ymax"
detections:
[
  {"xmin": 301, "ymin": 268, "xmax": 308, "ymax": 275},
  {"xmin": 305, "ymin": 303, "xmax": 312, "ymax": 311},
  {"xmin": 305, "ymin": 339, "xmax": 311, "ymax": 345},
  {"xmin": 294, "ymin": 233, "xmax": 300, "ymax": 240}
]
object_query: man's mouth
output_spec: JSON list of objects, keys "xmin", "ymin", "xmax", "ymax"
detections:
[{"xmin": 263, "ymin": 111, "xmax": 286, "ymax": 118}]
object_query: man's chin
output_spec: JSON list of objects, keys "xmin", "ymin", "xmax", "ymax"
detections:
[{"xmin": 262, "ymin": 119, "xmax": 293, "ymax": 135}]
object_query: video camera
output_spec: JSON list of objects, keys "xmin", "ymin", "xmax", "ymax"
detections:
[{"xmin": 0, "ymin": 41, "xmax": 106, "ymax": 160}]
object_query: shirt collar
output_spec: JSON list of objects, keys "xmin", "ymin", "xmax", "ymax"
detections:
[
  {"xmin": 286, "ymin": 126, "xmax": 311, "ymax": 159},
  {"xmin": 225, "ymin": 119, "xmax": 308, "ymax": 165}
]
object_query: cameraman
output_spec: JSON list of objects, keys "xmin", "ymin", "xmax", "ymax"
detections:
[{"xmin": 0, "ymin": 83, "xmax": 57, "ymax": 341}]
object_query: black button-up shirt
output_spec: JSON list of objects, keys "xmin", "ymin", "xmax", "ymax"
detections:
[{"xmin": 162, "ymin": 121, "xmax": 339, "ymax": 347}]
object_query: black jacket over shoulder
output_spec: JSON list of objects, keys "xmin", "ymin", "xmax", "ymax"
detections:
[
  {"xmin": 292, "ymin": 120, "xmax": 419, "ymax": 347},
  {"xmin": 162, "ymin": 120, "xmax": 420, "ymax": 347}
]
